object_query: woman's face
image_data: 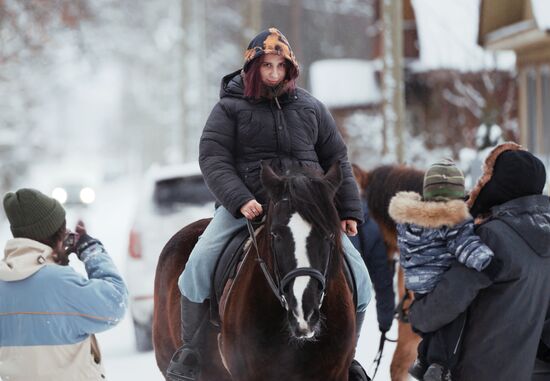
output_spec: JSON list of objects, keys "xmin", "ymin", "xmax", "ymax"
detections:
[{"xmin": 260, "ymin": 54, "xmax": 287, "ymax": 87}]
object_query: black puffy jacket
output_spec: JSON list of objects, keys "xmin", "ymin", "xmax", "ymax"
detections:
[
  {"xmin": 198, "ymin": 70, "xmax": 362, "ymax": 221},
  {"xmin": 409, "ymin": 195, "xmax": 550, "ymax": 380}
]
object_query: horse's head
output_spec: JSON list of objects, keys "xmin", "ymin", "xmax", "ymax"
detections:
[{"xmin": 260, "ymin": 161, "xmax": 343, "ymax": 341}]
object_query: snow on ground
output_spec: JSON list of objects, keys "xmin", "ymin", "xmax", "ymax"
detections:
[{"xmin": 0, "ymin": 175, "xmax": 400, "ymax": 381}]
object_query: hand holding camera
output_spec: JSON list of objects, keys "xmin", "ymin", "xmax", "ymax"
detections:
[{"xmin": 62, "ymin": 220, "xmax": 100, "ymax": 260}]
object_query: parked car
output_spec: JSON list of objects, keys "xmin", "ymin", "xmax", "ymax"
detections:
[{"xmin": 126, "ymin": 162, "xmax": 215, "ymax": 351}]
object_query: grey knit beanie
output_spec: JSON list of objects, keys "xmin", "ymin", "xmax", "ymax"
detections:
[
  {"xmin": 3, "ymin": 188, "xmax": 66, "ymax": 240},
  {"xmin": 423, "ymin": 159, "xmax": 465, "ymax": 201}
]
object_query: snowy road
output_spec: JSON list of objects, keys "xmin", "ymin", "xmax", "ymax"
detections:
[{"xmin": 0, "ymin": 177, "xmax": 401, "ymax": 381}]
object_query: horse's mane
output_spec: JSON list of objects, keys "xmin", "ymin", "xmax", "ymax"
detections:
[{"xmin": 365, "ymin": 165, "xmax": 424, "ymax": 230}]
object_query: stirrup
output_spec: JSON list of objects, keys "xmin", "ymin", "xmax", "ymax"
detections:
[{"xmin": 166, "ymin": 346, "xmax": 201, "ymax": 381}]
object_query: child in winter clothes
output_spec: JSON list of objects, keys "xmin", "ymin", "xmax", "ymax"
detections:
[{"xmin": 389, "ymin": 159, "xmax": 500, "ymax": 381}]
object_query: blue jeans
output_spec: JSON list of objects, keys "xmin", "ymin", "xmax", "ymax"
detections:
[{"xmin": 178, "ymin": 206, "xmax": 372, "ymax": 312}]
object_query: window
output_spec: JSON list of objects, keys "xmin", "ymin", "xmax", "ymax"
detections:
[{"xmin": 154, "ymin": 175, "xmax": 215, "ymax": 213}]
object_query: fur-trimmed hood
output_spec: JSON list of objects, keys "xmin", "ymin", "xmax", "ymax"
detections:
[
  {"xmin": 389, "ymin": 191, "xmax": 470, "ymax": 228},
  {"xmin": 467, "ymin": 142, "xmax": 523, "ymax": 211}
]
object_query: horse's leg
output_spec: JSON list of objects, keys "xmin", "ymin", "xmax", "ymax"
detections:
[
  {"xmin": 390, "ymin": 266, "xmax": 420, "ymax": 381},
  {"xmin": 153, "ymin": 236, "xmax": 187, "ymax": 375}
]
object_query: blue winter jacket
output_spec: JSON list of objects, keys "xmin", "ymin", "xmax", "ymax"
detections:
[
  {"xmin": 350, "ymin": 199, "xmax": 395, "ymax": 332},
  {"xmin": 389, "ymin": 192, "xmax": 493, "ymax": 294},
  {"xmin": 0, "ymin": 238, "xmax": 128, "ymax": 381}
]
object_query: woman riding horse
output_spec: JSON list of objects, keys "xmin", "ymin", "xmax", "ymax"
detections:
[{"xmin": 166, "ymin": 27, "xmax": 372, "ymax": 381}]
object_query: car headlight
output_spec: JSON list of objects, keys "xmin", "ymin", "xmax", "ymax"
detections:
[
  {"xmin": 80, "ymin": 187, "xmax": 96, "ymax": 204},
  {"xmin": 52, "ymin": 187, "xmax": 68, "ymax": 204}
]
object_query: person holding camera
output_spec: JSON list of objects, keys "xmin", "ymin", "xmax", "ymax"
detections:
[{"xmin": 0, "ymin": 188, "xmax": 128, "ymax": 381}]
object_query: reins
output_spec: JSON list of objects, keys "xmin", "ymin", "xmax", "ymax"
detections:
[
  {"xmin": 246, "ymin": 218, "xmax": 288, "ymax": 308},
  {"xmin": 370, "ymin": 259, "xmax": 399, "ymax": 380},
  {"xmin": 370, "ymin": 330, "xmax": 397, "ymax": 379},
  {"xmin": 395, "ymin": 289, "xmax": 411, "ymax": 324}
]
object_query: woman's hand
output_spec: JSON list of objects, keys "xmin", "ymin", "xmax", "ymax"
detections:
[
  {"xmin": 240, "ymin": 199, "xmax": 263, "ymax": 220},
  {"xmin": 341, "ymin": 219, "xmax": 358, "ymax": 236}
]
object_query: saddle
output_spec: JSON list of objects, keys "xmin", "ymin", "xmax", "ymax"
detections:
[
  {"xmin": 209, "ymin": 223, "xmax": 253, "ymax": 326},
  {"xmin": 209, "ymin": 222, "xmax": 357, "ymax": 326}
]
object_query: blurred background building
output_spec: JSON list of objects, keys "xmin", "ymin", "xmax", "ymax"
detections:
[
  {"xmin": 2, "ymin": 1, "xmax": 549, "ymax": 379},
  {"xmin": 0, "ymin": 0, "xmax": 526, "ymax": 198}
]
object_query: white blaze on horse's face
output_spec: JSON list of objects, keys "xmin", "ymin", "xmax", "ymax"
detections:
[{"xmin": 287, "ymin": 212, "xmax": 316, "ymax": 339}]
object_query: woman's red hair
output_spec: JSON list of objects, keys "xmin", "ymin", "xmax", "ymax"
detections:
[{"xmin": 243, "ymin": 56, "xmax": 299, "ymax": 99}]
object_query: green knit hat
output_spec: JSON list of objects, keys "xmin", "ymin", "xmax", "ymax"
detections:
[
  {"xmin": 3, "ymin": 188, "xmax": 66, "ymax": 240},
  {"xmin": 423, "ymin": 159, "xmax": 465, "ymax": 201}
]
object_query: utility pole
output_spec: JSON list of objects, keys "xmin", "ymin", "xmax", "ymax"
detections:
[
  {"xmin": 181, "ymin": 0, "xmax": 207, "ymax": 162},
  {"xmin": 290, "ymin": 0, "xmax": 303, "ymax": 87},
  {"xmin": 382, "ymin": 0, "xmax": 405, "ymax": 163},
  {"xmin": 242, "ymin": 0, "xmax": 263, "ymax": 48}
]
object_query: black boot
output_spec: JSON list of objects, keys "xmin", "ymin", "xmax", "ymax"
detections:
[
  {"xmin": 348, "ymin": 311, "xmax": 371, "ymax": 381},
  {"xmin": 166, "ymin": 296, "xmax": 209, "ymax": 381},
  {"xmin": 408, "ymin": 357, "xmax": 429, "ymax": 380},
  {"xmin": 423, "ymin": 363, "xmax": 451, "ymax": 381}
]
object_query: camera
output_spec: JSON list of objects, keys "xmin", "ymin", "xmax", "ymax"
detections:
[{"xmin": 63, "ymin": 231, "xmax": 80, "ymax": 253}]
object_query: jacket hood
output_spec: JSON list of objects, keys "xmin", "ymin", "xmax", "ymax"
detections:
[
  {"xmin": 0, "ymin": 238, "xmax": 55, "ymax": 281},
  {"xmin": 220, "ymin": 70, "xmax": 245, "ymax": 99},
  {"xmin": 489, "ymin": 194, "xmax": 550, "ymax": 257},
  {"xmin": 389, "ymin": 191, "xmax": 471, "ymax": 228},
  {"xmin": 467, "ymin": 142, "xmax": 545, "ymax": 221}
]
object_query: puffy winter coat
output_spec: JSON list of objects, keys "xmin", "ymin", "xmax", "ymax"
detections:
[
  {"xmin": 409, "ymin": 194, "xmax": 550, "ymax": 380},
  {"xmin": 389, "ymin": 191, "xmax": 493, "ymax": 294},
  {"xmin": 198, "ymin": 70, "xmax": 362, "ymax": 222},
  {"xmin": 409, "ymin": 143, "xmax": 550, "ymax": 380},
  {"xmin": 0, "ymin": 238, "xmax": 128, "ymax": 381},
  {"xmin": 350, "ymin": 199, "xmax": 394, "ymax": 332}
]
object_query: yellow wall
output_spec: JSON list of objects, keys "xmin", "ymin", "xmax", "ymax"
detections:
[{"xmin": 479, "ymin": 0, "xmax": 526, "ymax": 39}]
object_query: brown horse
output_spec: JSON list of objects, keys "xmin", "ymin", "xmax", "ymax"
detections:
[
  {"xmin": 354, "ymin": 164, "xmax": 424, "ymax": 381},
  {"xmin": 153, "ymin": 162, "xmax": 357, "ymax": 380}
]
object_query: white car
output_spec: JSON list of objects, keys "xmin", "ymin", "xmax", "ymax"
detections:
[{"xmin": 126, "ymin": 162, "xmax": 215, "ymax": 351}]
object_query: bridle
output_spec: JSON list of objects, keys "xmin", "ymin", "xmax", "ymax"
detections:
[{"xmin": 246, "ymin": 198, "xmax": 334, "ymax": 311}]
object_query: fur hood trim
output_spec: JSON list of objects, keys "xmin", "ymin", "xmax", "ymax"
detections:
[
  {"xmin": 467, "ymin": 142, "xmax": 524, "ymax": 211},
  {"xmin": 389, "ymin": 191, "xmax": 471, "ymax": 228}
]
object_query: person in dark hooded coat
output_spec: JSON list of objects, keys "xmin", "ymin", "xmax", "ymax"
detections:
[
  {"xmin": 167, "ymin": 28, "xmax": 372, "ymax": 381},
  {"xmin": 350, "ymin": 164, "xmax": 395, "ymax": 335},
  {"xmin": 408, "ymin": 142, "xmax": 550, "ymax": 381}
]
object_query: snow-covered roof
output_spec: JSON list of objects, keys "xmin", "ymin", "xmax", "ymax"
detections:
[
  {"xmin": 410, "ymin": 0, "xmax": 516, "ymax": 72},
  {"xmin": 532, "ymin": 0, "xmax": 550, "ymax": 30},
  {"xmin": 309, "ymin": 59, "xmax": 382, "ymax": 109}
]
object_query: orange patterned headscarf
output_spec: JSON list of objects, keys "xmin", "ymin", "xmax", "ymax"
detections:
[{"xmin": 243, "ymin": 27, "xmax": 299, "ymax": 73}]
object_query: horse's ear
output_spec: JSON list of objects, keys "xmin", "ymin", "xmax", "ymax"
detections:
[
  {"xmin": 261, "ymin": 161, "xmax": 284, "ymax": 201},
  {"xmin": 324, "ymin": 161, "xmax": 343, "ymax": 196}
]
